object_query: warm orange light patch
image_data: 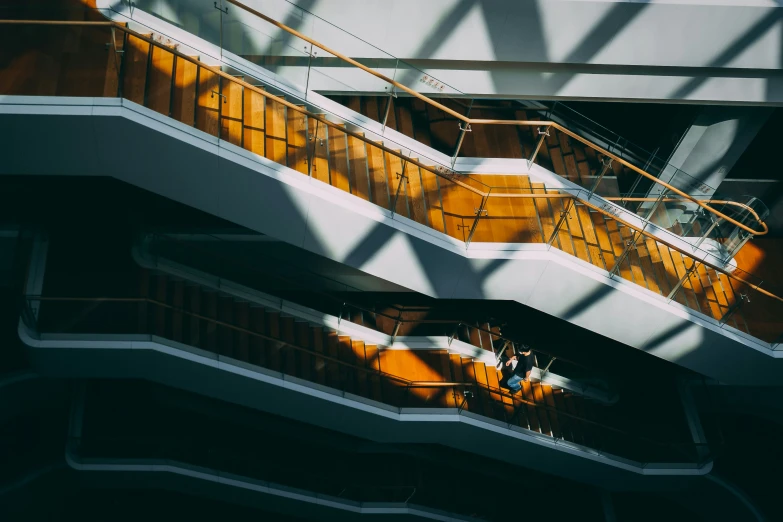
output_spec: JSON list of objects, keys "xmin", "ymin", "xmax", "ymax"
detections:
[{"xmin": 734, "ymin": 240, "xmax": 767, "ymax": 276}]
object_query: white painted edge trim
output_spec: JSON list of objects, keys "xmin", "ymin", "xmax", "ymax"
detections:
[{"xmin": 22, "ymin": 321, "xmax": 710, "ymax": 476}]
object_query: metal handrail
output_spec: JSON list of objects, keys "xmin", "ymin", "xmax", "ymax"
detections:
[
  {"xmin": 605, "ymin": 196, "xmax": 767, "ymax": 226},
  {"xmin": 145, "ymin": 232, "xmax": 594, "ymax": 368},
  {"xmin": 3, "ymin": 19, "xmax": 780, "ymax": 305},
  {"xmin": 26, "ymin": 295, "xmax": 469, "ymax": 388},
  {"xmin": 226, "ymin": 0, "xmax": 768, "ymax": 237},
  {"xmin": 31, "ymin": 296, "xmax": 702, "ymax": 457}
]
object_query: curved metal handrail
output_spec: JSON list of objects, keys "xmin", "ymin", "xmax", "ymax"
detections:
[
  {"xmin": 605, "ymin": 196, "xmax": 768, "ymax": 229},
  {"xmin": 226, "ymin": 0, "xmax": 768, "ymax": 237}
]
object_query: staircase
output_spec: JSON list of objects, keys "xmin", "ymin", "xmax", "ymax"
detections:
[
  {"xmin": 136, "ymin": 268, "xmax": 608, "ymax": 446},
  {"xmin": 1, "ymin": 21, "xmax": 763, "ymax": 340}
]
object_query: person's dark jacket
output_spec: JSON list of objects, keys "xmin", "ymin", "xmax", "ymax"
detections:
[{"xmin": 513, "ymin": 348, "xmax": 535, "ymax": 377}]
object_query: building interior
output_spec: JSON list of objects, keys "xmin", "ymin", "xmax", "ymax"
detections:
[{"xmin": 1, "ymin": 0, "xmax": 783, "ymax": 520}]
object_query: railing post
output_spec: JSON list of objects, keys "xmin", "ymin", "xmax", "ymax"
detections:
[
  {"xmin": 465, "ymin": 194, "xmax": 489, "ymax": 248},
  {"xmin": 390, "ymin": 310, "xmax": 403, "ymax": 345},
  {"xmin": 211, "ymin": 82, "xmax": 227, "ymax": 140},
  {"xmin": 336, "ymin": 301, "xmax": 345, "ymax": 333},
  {"xmin": 214, "ymin": 1, "xmax": 228, "ymax": 60},
  {"xmin": 547, "ymin": 198, "xmax": 573, "ymax": 246},
  {"xmin": 381, "ymin": 89, "xmax": 396, "ymax": 133},
  {"xmin": 610, "ymin": 230, "xmax": 643, "ymax": 278},
  {"xmin": 724, "ymin": 230, "xmax": 752, "ymax": 261},
  {"xmin": 450, "ymin": 123, "xmax": 471, "ymax": 168},
  {"xmin": 693, "ymin": 215, "xmax": 721, "ymax": 250},
  {"xmin": 451, "ymin": 99, "xmax": 474, "ymax": 168},
  {"xmin": 589, "ymin": 156, "xmax": 613, "ymax": 196},
  {"xmin": 541, "ymin": 356, "xmax": 556, "ymax": 377},
  {"xmin": 307, "ymin": 120, "xmax": 321, "ymax": 178},
  {"xmin": 667, "ymin": 261, "xmax": 701, "ymax": 301},
  {"xmin": 528, "ymin": 126, "xmax": 550, "ymax": 169},
  {"xmin": 640, "ymin": 188, "xmax": 669, "ymax": 222},
  {"xmin": 447, "ymin": 323, "xmax": 460, "ymax": 346},
  {"xmin": 303, "ymin": 43, "xmax": 316, "ymax": 99},
  {"xmin": 390, "ymin": 158, "xmax": 409, "ymax": 217}
]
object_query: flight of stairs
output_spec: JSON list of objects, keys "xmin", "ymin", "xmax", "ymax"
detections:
[{"xmin": 137, "ymin": 269, "xmax": 604, "ymax": 447}]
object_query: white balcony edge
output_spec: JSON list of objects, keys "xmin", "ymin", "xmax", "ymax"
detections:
[{"xmin": 20, "ymin": 320, "xmax": 710, "ymax": 476}]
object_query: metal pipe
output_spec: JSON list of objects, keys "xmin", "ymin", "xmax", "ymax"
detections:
[{"xmin": 527, "ymin": 127, "xmax": 549, "ymax": 169}]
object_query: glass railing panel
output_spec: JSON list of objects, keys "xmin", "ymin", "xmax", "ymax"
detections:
[
  {"xmin": 306, "ymin": 8, "xmax": 399, "ymax": 97},
  {"xmin": 470, "ymin": 187, "xmax": 546, "ymax": 244},
  {"xmin": 221, "ymin": 2, "xmax": 316, "ymax": 95},
  {"xmin": 92, "ymin": 1, "xmax": 770, "ymax": 241},
  {"xmin": 719, "ymin": 271, "xmax": 783, "ymax": 343},
  {"xmin": 125, "ymin": 0, "xmax": 221, "ymax": 48},
  {"xmin": 437, "ymin": 176, "xmax": 487, "ymax": 243},
  {"xmin": 32, "ymin": 296, "xmax": 699, "ymax": 464},
  {"xmin": 0, "ymin": 23, "xmax": 118, "ymax": 98},
  {"xmin": 5, "ymin": 22, "xmax": 779, "ymax": 346}
]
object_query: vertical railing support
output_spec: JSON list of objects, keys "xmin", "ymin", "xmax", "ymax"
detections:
[
  {"xmin": 390, "ymin": 310, "xmax": 403, "ymax": 345},
  {"xmin": 465, "ymin": 195, "xmax": 489, "ymax": 248},
  {"xmin": 214, "ymin": 1, "xmax": 228, "ymax": 60},
  {"xmin": 303, "ymin": 44, "xmax": 316, "ymax": 99},
  {"xmin": 336, "ymin": 302, "xmax": 346, "ymax": 334},
  {"xmin": 528, "ymin": 126, "xmax": 550, "ymax": 169},
  {"xmin": 610, "ymin": 230, "xmax": 642, "ymax": 278},
  {"xmin": 307, "ymin": 120, "xmax": 321, "ymax": 178},
  {"xmin": 589, "ymin": 156, "xmax": 613, "ymax": 196},
  {"xmin": 667, "ymin": 261, "xmax": 701, "ymax": 301},
  {"xmin": 451, "ymin": 123, "xmax": 471, "ymax": 168},
  {"xmin": 547, "ymin": 198, "xmax": 573, "ymax": 246},
  {"xmin": 381, "ymin": 89, "xmax": 397, "ymax": 133},
  {"xmin": 451, "ymin": 99, "xmax": 474, "ymax": 168},
  {"xmin": 447, "ymin": 323, "xmax": 460, "ymax": 346},
  {"xmin": 211, "ymin": 83, "xmax": 227, "ymax": 140},
  {"xmin": 541, "ymin": 356, "xmax": 556, "ymax": 377},
  {"xmin": 390, "ymin": 158, "xmax": 409, "ymax": 217},
  {"xmin": 693, "ymin": 215, "xmax": 721, "ymax": 250}
]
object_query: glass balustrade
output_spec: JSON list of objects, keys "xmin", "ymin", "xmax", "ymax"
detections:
[
  {"xmin": 26, "ymin": 296, "xmax": 707, "ymax": 465},
  {"xmin": 76, "ymin": 0, "xmax": 771, "ymax": 249},
  {"xmin": 142, "ymin": 231, "xmax": 613, "ymax": 388},
  {"xmin": 5, "ymin": 1, "xmax": 769, "ymax": 247},
  {"xmin": 2, "ymin": 18, "xmax": 781, "ymax": 347}
]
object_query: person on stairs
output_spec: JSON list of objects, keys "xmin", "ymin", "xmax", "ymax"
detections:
[{"xmin": 505, "ymin": 344, "xmax": 534, "ymax": 394}]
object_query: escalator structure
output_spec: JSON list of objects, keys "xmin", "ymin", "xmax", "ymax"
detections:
[{"xmin": 2, "ymin": 6, "xmax": 782, "ymax": 379}]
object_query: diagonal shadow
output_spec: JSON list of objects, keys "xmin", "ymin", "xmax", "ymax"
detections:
[
  {"xmin": 640, "ymin": 319, "xmax": 696, "ymax": 359},
  {"xmin": 477, "ymin": 0, "xmax": 548, "ymax": 94},
  {"xmin": 394, "ymin": 0, "xmax": 477, "ymax": 90},
  {"xmin": 251, "ymin": 0, "xmax": 318, "ymax": 57},
  {"xmin": 671, "ymin": 10, "xmax": 783, "ymax": 100},
  {"xmin": 540, "ymin": 1, "xmax": 651, "ymax": 95},
  {"xmin": 559, "ymin": 282, "xmax": 615, "ymax": 322}
]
